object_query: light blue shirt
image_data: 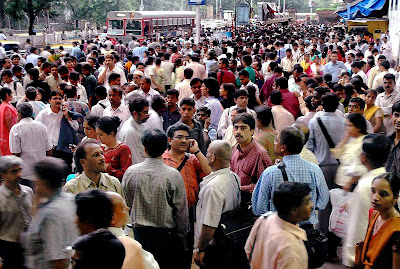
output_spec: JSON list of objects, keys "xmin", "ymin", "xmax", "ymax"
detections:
[
  {"xmin": 204, "ymin": 96, "xmax": 223, "ymax": 130},
  {"xmin": 252, "ymin": 154, "xmax": 329, "ymax": 225},
  {"xmin": 323, "ymin": 61, "xmax": 347, "ymax": 83},
  {"xmin": 307, "ymin": 112, "xmax": 345, "ymax": 166}
]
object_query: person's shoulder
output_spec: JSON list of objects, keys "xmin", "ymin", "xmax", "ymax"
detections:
[{"xmin": 103, "ymin": 172, "xmax": 122, "ymax": 185}]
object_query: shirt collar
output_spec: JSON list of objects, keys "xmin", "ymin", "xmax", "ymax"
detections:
[
  {"xmin": 200, "ymin": 167, "xmax": 232, "ymax": 188},
  {"xmin": 80, "ymin": 172, "xmax": 108, "ymax": 189},
  {"xmin": 282, "ymin": 154, "xmax": 301, "ymax": 162},
  {"xmin": 143, "ymin": 158, "xmax": 164, "ymax": 165},
  {"xmin": 20, "ymin": 117, "xmax": 33, "ymax": 123},
  {"xmin": 0, "ymin": 184, "xmax": 27, "ymax": 199},
  {"xmin": 236, "ymin": 139, "xmax": 256, "ymax": 155},
  {"xmin": 276, "ymin": 214, "xmax": 308, "ymax": 241}
]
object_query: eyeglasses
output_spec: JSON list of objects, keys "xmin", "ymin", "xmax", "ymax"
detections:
[{"xmin": 173, "ymin": 135, "xmax": 190, "ymax": 140}]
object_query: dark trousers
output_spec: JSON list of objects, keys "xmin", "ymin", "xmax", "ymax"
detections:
[
  {"xmin": 319, "ymin": 163, "xmax": 341, "ymax": 257},
  {"xmin": 0, "ymin": 240, "xmax": 25, "ymax": 269},
  {"xmin": 134, "ymin": 227, "xmax": 185, "ymax": 269},
  {"xmin": 201, "ymin": 243, "xmax": 248, "ymax": 269},
  {"xmin": 183, "ymin": 207, "xmax": 195, "ymax": 269},
  {"xmin": 53, "ymin": 149, "xmax": 73, "ymax": 175}
]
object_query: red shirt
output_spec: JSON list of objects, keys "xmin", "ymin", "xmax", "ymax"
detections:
[
  {"xmin": 102, "ymin": 143, "xmax": 132, "ymax": 181},
  {"xmin": 268, "ymin": 89, "xmax": 301, "ymax": 119},
  {"xmin": 217, "ymin": 68, "xmax": 236, "ymax": 85},
  {"xmin": 260, "ymin": 74, "xmax": 279, "ymax": 103},
  {"xmin": 230, "ymin": 140, "xmax": 272, "ymax": 192}
]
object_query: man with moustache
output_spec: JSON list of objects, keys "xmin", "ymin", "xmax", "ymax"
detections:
[
  {"xmin": 63, "ymin": 141, "xmax": 124, "ymax": 197},
  {"xmin": 230, "ymin": 113, "xmax": 272, "ymax": 202}
]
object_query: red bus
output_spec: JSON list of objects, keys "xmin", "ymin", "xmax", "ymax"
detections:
[{"xmin": 106, "ymin": 11, "xmax": 196, "ymax": 42}]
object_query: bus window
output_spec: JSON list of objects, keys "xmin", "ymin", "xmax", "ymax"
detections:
[
  {"xmin": 143, "ymin": 20, "xmax": 149, "ymax": 35},
  {"xmin": 108, "ymin": 19, "xmax": 124, "ymax": 35},
  {"xmin": 182, "ymin": 18, "xmax": 187, "ymax": 29},
  {"xmin": 163, "ymin": 19, "xmax": 168, "ymax": 31},
  {"xmin": 126, "ymin": 20, "xmax": 142, "ymax": 35}
]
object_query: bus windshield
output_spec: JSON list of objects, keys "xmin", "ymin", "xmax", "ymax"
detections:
[
  {"xmin": 126, "ymin": 20, "xmax": 142, "ymax": 35},
  {"xmin": 108, "ymin": 19, "xmax": 124, "ymax": 35}
]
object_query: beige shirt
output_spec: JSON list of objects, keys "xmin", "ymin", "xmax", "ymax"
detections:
[
  {"xmin": 271, "ymin": 105, "xmax": 295, "ymax": 132},
  {"xmin": 45, "ymin": 75, "xmax": 63, "ymax": 92},
  {"xmin": 245, "ymin": 213, "xmax": 308, "ymax": 269},
  {"xmin": 63, "ymin": 172, "xmax": 125, "ymax": 199}
]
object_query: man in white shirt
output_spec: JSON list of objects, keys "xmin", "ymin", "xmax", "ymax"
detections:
[
  {"xmin": 372, "ymin": 60, "xmax": 390, "ymax": 89},
  {"xmin": 103, "ymin": 86, "xmax": 130, "ymax": 133},
  {"xmin": 36, "ymin": 91, "xmax": 79, "ymax": 171},
  {"xmin": 143, "ymin": 95, "xmax": 166, "ymax": 130},
  {"xmin": 176, "ymin": 68, "xmax": 194, "ymax": 103},
  {"xmin": 26, "ymin": 47, "xmax": 39, "ymax": 66},
  {"xmin": 119, "ymin": 95, "xmax": 150, "ymax": 165},
  {"xmin": 270, "ymin": 90, "xmax": 295, "ymax": 131},
  {"xmin": 91, "ymin": 85, "xmax": 110, "ymax": 117},
  {"xmin": 344, "ymin": 53, "xmax": 354, "ymax": 71},
  {"xmin": 9, "ymin": 103, "xmax": 52, "ymax": 187},
  {"xmin": 280, "ymin": 49, "xmax": 296, "ymax": 73},
  {"xmin": 190, "ymin": 78, "xmax": 206, "ymax": 109},
  {"xmin": 1, "ymin": 70, "xmax": 24, "ymax": 104},
  {"xmin": 98, "ymin": 54, "xmax": 127, "ymax": 88},
  {"xmin": 351, "ymin": 61, "xmax": 368, "ymax": 85},
  {"xmin": 137, "ymin": 77, "xmax": 160, "ymax": 103},
  {"xmin": 161, "ymin": 54, "xmax": 175, "ymax": 90}
]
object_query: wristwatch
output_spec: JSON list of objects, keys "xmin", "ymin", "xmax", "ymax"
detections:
[{"xmin": 194, "ymin": 247, "xmax": 205, "ymax": 253}]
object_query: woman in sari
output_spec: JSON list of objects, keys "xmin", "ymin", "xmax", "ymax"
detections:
[
  {"xmin": 310, "ymin": 55, "xmax": 323, "ymax": 77},
  {"xmin": 300, "ymin": 53, "xmax": 313, "ymax": 77},
  {"xmin": 357, "ymin": 172, "xmax": 400, "ymax": 269},
  {"xmin": 364, "ymin": 89, "xmax": 384, "ymax": 134},
  {"xmin": 0, "ymin": 87, "xmax": 18, "ymax": 155}
]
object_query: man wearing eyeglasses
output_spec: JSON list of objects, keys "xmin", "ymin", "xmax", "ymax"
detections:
[{"xmin": 119, "ymin": 95, "xmax": 150, "ymax": 165}]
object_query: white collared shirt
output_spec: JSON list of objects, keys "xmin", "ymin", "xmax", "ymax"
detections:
[
  {"xmin": 137, "ymin": 88, "xmax": 160, "ymax": 103},
  {"xmin": 119, "ymin": 117, "xmax": 146, "ymax": 165},
  {"xmin": 36, "ymin": 106, "xmax": 79, "ymax": 146},
  {"xmin": 91, "ymin": 99, "xmax": 111, "ymax": 117},
  {"xmin": 143, "ymin": 109, "xmax": 163, "ymax": 130},
  {"xmin": 9, "ymin": 118, "xmax": 52, "ymax": 180}
]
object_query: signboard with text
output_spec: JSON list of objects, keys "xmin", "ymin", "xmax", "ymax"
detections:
[{"xmin": 188, "ymin": 0, "xmax": 206, "ymax": 5}]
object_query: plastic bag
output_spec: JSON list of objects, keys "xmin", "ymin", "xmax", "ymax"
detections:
[{"xmin": 329, "ymin": 189, "xmax": 352, "ymax": 238}]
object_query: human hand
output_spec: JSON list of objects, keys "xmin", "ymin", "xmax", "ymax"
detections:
[
  {"xmin": 194, "ymin": 252, "xmax": 205, "ymax": 267},
  {"xmin": 204, "ymin": 117, "xmax": 211, "ymax": 130},
  {"xmin": 188, "ymin": 139, "xmax": 200, "ymax": 153}
]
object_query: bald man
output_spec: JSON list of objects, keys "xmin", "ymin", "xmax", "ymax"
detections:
[
  {"xmin": 193, "ymin": 141, "xmax": 245, "ymax": 268},
  {"xmin": 106, "ymin": 192, "xmax": 159, "ymax": 269}
]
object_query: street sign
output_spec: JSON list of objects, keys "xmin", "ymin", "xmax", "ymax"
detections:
[
  {"xmin": 309, "ymin": 0, "xmax": 315, "ymax": 8},
  {"xmin": 188, "ymin": 0, "xmax": 206, "ymax": 5}
]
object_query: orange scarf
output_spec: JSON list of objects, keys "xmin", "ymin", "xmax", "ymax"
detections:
[{"xmin": 361, "ymin": 213, "xmax": 400, "ymax": 268}]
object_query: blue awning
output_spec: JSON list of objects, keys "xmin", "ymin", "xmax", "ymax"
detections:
[{"xmin": 336, "ymin": 0, "xmax": 386, "ymax": 20}]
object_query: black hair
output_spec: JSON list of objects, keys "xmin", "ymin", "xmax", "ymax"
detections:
[
  {"xmin": 75, "ymin": 189, "xmax": 114, "ymax": 230},
  {"xmin": 25, "ymin": 86, "xmax": 37, "ymax": 100},
  {"xmin": 275, "ymin": 76, "xmax": 288, "ymax": 89},
  {"xmin": 197, "ymin": 106, "xmax": 211, "ymax": 117},
  {"xmin": 270, "ymin": 90, "xmax": 283, "ymax": 105},
  {"xmin": 96, "ymin": 116, "xmax": 121, "ymax": 135},
  {"xmin": 72, "ymin": 229, "xmax": 125, "ymax": 269},
  {"xmin": 349, "ymin": 97, "xmax": 366, "ymax": 110},
  {"xmin": 166, "ymin": 88, "xmax": 179, "ymax": 98},
  {"xmin": 128, "ymin": 95, "xmax": 149, "ymax": 114},
  {"xmin": 69, "ymin": 71, "xmax": 80, "ymax": 81},
  {"xmin": 392, "ymin": 101, "xmax": 400, "ymax": 114},
  {"xmin": 347, "ymin": 113, "xmax": 367, "ymax": 135},
  {"xmin": 203, "ymin": 77, "xmax": 220, "ymax": 98},
  {"xmin": 233, "ymin": 112, "xmax": 256, "ymax": 130},
  {"xmin": 95, "ymin": 86, "xmax": 107, "ymax": 99},
  {"xmin": 273, "ymin": 182, "xmax": 311, "ymax": 216},
  {"xmin": 108, "ymin": 73, "xmax": 121, "ymax": 84},
  {"xmin": 279, "ymin": 126, "xmax": 305, "ymax": 154},
  {"xmin": 238, "ymin": 69, "xmax": 249, "ymax": 78},
  {"xmin": 64, "ymin": 84, "xmax": 77, "ymax": 99},
  {"xmin": 167, "ymin": 122, "xmax": 190, "ymax": 139},
  {"xmin": 151, "ymin": 95, "xmax": 166, "ymax": 111},
  {"xmin": 141, "ymin": 129, "xmax": 168, "ymax": 158},
  {"xmin": 362, "ymin": 134, "xmax": 391, "ymax": 168},
  {"xmin": 179, "ymin": 97, "xmax": 195, "ymax": 108},
  {"xmin": 34, "ymin": 157, "xmax": 67, "ymax": 190},
  {"xmin": 255, "ymin": 105, "xmax": 274, "ymax": 127},
  {"xmin": 0, "ymin": 87, "xmax": 11, "ymax": 101},
  {"xmin": 384, "ymin": 73, "xmax": 396, "ymax": 82},
  {"xmin": 184, "ymin": 68, "xmax": 194, "ymax": 79},
  {"xmin": 321, "ymin": 93, "xmax": 339, "ymax": 112},
  {"xmin": 84, "ymin": 115, "xmax": 100, "ymax": 129}
]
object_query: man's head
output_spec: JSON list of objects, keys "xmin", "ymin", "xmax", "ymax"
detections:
[
  {"xmin": 273, "ymin": 182, "xmax": 313, "ymax": 223},
  {"xmin": 108, "ymin": 86, "xmax": 123, "ymax": 108},
  {"xmin": 218, "ymin": 58, "xmax": 229, "ymax": 70},
  {"xmin": 179, "ymin": 97, "xmax": 196, "ymax": 122},
  {"xmin": 75, "ymin": 189, "xmax": 114, "ymax": 234},
  {"xmin": 141, "ymin": 129, "xmax": 168, "ymax": 158},
  {"xmin": 202, "ymin": 77, "xmax": 220, "ymax": 98},
  {"xmin": 75, "ymin": 141, "xmax": 106, "ymax": 175},
  {"xmin": 95, "ymin": 86, "xmax": 107, "ymax": 101},
  {"xmin": 1, "ymin": 70, "xmax": 13, "ymax": 84},
  {"xmin": 190, "ymin": 78, "xmax": 203, "ymax": 98},
  {"xmin": 151, "ymin": 95, "xmax": 167, "ymax": 116},
  {"xmin": 255, "ymin": 105, "xmax": 273, "ymax": 128},
  {"xmin": 0, "ymin": 155, "xmax": 22, "ymax": 185},
  {"xmin": 104, "ymin": 54, "xmax": 115, "ymax": 68},
  {"xmin": 2, "ymin": 57, "xmax": 11, "ymax": 69},
  {"xmin": 166, "ymin": 89, "xmax": 179, "ymax": 108},
  {"xmin": 34, "ymin": 157, "xmax": 67, "ymax": 197},
  {"xmin": 16, "ymin": 102, "xmax": 33, "ymax": 120},
  {"xmin": 391, "ymin": 102, "xmax": 400, "ymax": 132},
  {"xmin": 106, "ymin": 192, "xmax": 130, "ymax": 228},
  {"xmin": 128, "ymin": 95, "xmax": 150, "ymax": 124},
  {"xmin": 321, "ymin": 93, "xmax": 339, "ymax": 112},
  {"xmin": 239, "ymin": 70, "xmax": 250, "ymax": 86},
  {"xmin": 233, "ymin": 113, "xmax": 255, "ymax": 146},
  {"xmin": 167, "ymin": 123, "xmax": 191, "ymax": 154},
  {"xmin": 139, "ymin": 77, "xmax": 151, "ymax": 93},
  {"xmin": 183, "ymin": 68, "xmax": 194, "ymax": 80},
  {"xmin": 108, "ymin": 73, "xmax": 121, "ymax": 87},
  {"xmin": 11, "ymin": 54, "xmax": 20, "ymax": 66},
  {"xmin": 361, "ymin": 134, "xmax": 391, "ymax": 169},
  {"xmin": 196, "ymin": 106, "xmax": 211, "ymax": 126},
  {"xmin": 206, "ymin": 140, "xmax": 232, "ymax": 169},
  {"xmin": 383, "ymin": 73, "xmax": 396, "ymax": 94},
  {"xmin": 330, "ymin": 51, "xmax": 338, "ymax": 63},
  {"xmin": 348, "ymin": 97, "xmax": 365, "ymax": 114},
  {"xmin": 71, "ymin": 229, "xmax": 125, "ymax": 269},
  {"xmin": 48, "ymin": 90, "xmax": 63, "ymax": 109},
  {"xmin": 275, "ymin": 76, "xmax": 288, "ymax": 90},
  {"xmin": 274, "ymin": 126, "xmax": 305, "ymax": 157}
]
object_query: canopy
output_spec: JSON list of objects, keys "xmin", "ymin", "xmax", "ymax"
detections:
[{"xmin": 336, "ymin": 0, "xmax": 386, "ymax": 20}]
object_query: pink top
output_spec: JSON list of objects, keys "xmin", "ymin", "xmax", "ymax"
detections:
[
  {"xmin": 245, "ymin": 213, "xmax": 308, "ymax": 269},
  {"xmin": 0, "ymin": 102, "xmax": 17, "ymax": 155}
]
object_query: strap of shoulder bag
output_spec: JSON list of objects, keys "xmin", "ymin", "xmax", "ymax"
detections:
[
  {"xmin": 176, "ymin": 153, "xmax": 189, "ymax": 172},
  {"xmin": 316, "ymin": 117, "xmax": 336, "ymax": 148},
  {"xmin": 277, "ymin": 161, "xmax": 289, "ymax": 182},
  {"xmin": 248, "ymin": 211, "xmax": 274, "ymax": 263},
  {"xmin": 99, "ymin": 103, "xmax": 106, "ymax": 109}
]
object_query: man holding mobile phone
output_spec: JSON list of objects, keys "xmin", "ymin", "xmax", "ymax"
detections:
[{"xmin": 97, "ymin": 54, "xmax": 126, "ymax": 88}]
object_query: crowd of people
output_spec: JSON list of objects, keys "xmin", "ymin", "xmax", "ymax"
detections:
[{"xmin": 0, "ymin": 22, "xmax": 399, "ymax": 269}]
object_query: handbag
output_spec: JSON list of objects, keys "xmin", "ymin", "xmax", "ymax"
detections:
[
  {"xmin": 278, "ymin": 161, "xmax": 328, "ymax": 268},
  {"xmin": 214, "ymin": 174, "xmax": 256, "ymax": 247}
]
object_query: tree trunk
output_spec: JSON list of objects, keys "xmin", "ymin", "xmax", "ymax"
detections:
[
  {"xmin": 27, "ymin": 0, "xmax": 35, "ymax": 35},
  {"xmin": 0, "ymin": 0, "xmax": 5, "ymax": 29}
]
